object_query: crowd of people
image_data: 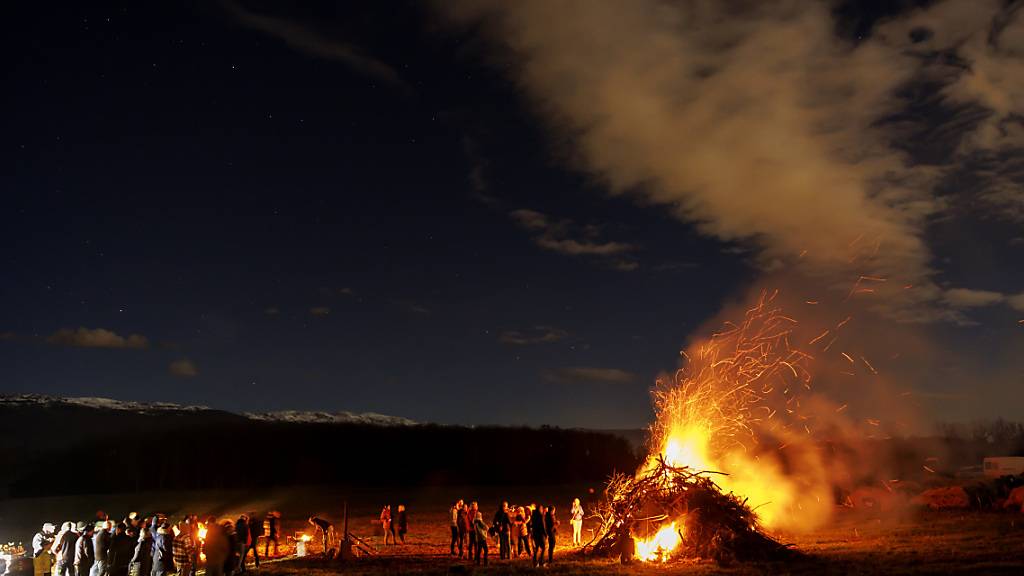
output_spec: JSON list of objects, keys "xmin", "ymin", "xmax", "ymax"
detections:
[
  {"xmin": 446, "ymin": 497, "xmax": 585, "ymax": 567},
  {"xmin": 15, "ymin": 497, "xmax": 586, "ymax": 573},
  {"xmin": 25, "ymin": 510, "xmax": 281, "ymax": 576}
]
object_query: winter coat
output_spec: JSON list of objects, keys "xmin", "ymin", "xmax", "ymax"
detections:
[
  {"xmin": 397, "ymin": 511, "xmax": 408, "ymax": 533},
  {"xmin": 75, "ymin": 532, "xmax": 95, "ymax": 570},
  {"xmin": 108, "ymin": 532, "xmax": 135, "ymax": 571},
  {"xmin": 492, "ymin": 509, "xmax": 511, "ymax": 534},
  {"xmin": 53, "ymin": 530, "xmax": 78, "ymax": 565},
  {"xmin": 544, "ymin": 510, "xmax": 558, "ymax": 536},
  {"xmin": 224, "ymin": 525, "xmax": 239, "ymax": 571},
  {"xmin": 172, "ymin": 533, "xmax": 195, "ymax": 572},
  {"xmin": 473, "ymin": 517, "xmax": 489, "ymax": 541},
  {"xmin": 571, "ymin": 504, "xmax": 584, "ymax": 522},
  {"xmin": 150, "ymin": 526, "xmax": 175, "ymax": 572},
  {"xmin": 514, "ymin": 513, "xmax": 528, "ymax": 538},
  {"xmin": 129, "ymin": 534, "xmax": 153, "ymax": 576},
  {"xmin": 249, "ymin": 517, "xmax": 264, "ymax": 543},
  {"xmin": 456, "ymin": 507, "xmax": 470, "ymax": 532},
  {"xmin": 236, "ymin": 518, "xmax": 250, "ymax": 547},
  {"xmin": 529, "ymin": 508, "xmax": 546, "ymax": 541},
  {"xmin": 203, "ymin": 523, "xmax": 230, "ymax": 569},
  {"xmin": 93, "ymin": 529, "xmax": 111, "ymax": 563},
  {"xmin": 31, "ymin": 532, "xmax": 53, "ymax": 557}
]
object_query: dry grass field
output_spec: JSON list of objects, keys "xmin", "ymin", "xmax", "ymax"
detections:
[
  {"xmin": 3, "ymin": 485, "xmax": 1023, "ymax": 575},
  {"xmin": 263, "ymin": 511, "xmax": 1024, "ymax": 576}
]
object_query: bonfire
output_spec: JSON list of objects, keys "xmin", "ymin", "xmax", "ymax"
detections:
[
  {"xmin": 586, "ymin": 290, "xmax": 811, "ymax": 564},
  {"xmin": 587, "ymin": 457, "xmax": 793, "ymax": 563}
]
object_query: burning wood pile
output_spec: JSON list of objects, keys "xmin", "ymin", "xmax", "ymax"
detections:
[
  {"xmin": 587, "ymin": 456, "xmax": 793, "ymax": 563},
  {"xmin": 585, "ymin": 290, "xmax": 823, "ymax": 564}
]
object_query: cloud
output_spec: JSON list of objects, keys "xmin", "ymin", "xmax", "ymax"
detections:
[
  {"xmin": 309, "ymin": 307, "xmax": 331, "ymax": 316},
  {"xmin": 888, "ymin": 0, "xmax": 1024, "ymax": 155},
  {"xmin": 943, "ymin": 288, "xmax": 1008, "ymax": 308},
  {"xmin": 542, "ymin": 366, "xmax": 639, "ymax": 385},
  {"xmin": 498, "ymin": 325, "xmax": 568, "ymax": 345},
  {"xmin": 1008, "ymin": 293, "xmax": 1024, "ymax": 312},
  {"xmin": 222, "ymin": 0, "xmax": 402, "ymax": 84},
  {"xmin": 436, "ymin": 0, "xmax": 1024, "ymax": 320},
  {"xmin": 169, "ymin": 358, "xmax": 199, "ymax": 378},
  {"xmin": 509, "ymin": 209, "xmax": 638, "ymax": 269},
  {"xmin": 942, "ymin": 288, "xmax": 1024, "ymax": 312},
  {"xmin": 47, "ymin": 327, "xmax": 149, "ymax": 349}
]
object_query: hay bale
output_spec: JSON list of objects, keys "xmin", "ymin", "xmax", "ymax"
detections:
[
  {"xmin": 1004, "ymin": 486, "xmax": 1024, "ymax": 512},
  {"xmin": 913, "ymin": 486, "xmax": 969, "ymax": 509}
]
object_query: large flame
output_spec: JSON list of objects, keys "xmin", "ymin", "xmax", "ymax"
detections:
[
  {"xmin": 633, "ymin": 290, "xmax": 836, "ymax": 560},
  {"xmin": 635, "ymin": 522, "xmax": 683, "ymax": 562}
]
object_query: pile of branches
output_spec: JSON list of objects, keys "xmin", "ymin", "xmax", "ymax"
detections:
[{"xmin": 585, "ymin": 457, "xmax": 795, "ymax": 564}]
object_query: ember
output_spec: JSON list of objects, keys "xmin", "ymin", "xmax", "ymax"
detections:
[{"xmin": 587, "ymin": 290, "xmax": 823, "ymax": 563}]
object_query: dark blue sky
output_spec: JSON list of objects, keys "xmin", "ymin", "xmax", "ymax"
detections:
[{"xmin": 4, "ymin": 0, "xmax": 1022, "ymax": 428}]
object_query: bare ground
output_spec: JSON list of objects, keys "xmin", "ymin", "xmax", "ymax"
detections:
[
  {"xmin": 262, "ymin": 508, "xmax": 1024, "ymax": 575},
  {"xmin": 3, "ymin": 485, "xmax": 1022, "ymax": 575}
]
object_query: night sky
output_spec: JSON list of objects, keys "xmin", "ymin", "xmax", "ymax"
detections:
[{"xmin": 5, "ymin": 1, "xmax": 1023, "ymax": 429}]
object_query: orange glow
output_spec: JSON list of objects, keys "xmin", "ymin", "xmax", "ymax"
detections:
[
  {"xmin": 635, "ymin": 290, "xmax": 834, "ymax": 550},
  {"xmin": 197, "ymin": 523, "xmax": 207, "ymax": 541},
  {"xmin": 634, "ymin": 522, "xmax": 682, "ymax": 562}
]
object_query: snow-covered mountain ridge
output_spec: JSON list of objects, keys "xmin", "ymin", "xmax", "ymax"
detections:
[{"xmin": 0, "ymin": 394, "xmax": 416, "ymax": 426}]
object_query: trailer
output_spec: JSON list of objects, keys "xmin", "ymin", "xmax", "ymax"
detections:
[{"xmin": 982, "ymin": 456, "xmax": 1024, "ymax": 478}]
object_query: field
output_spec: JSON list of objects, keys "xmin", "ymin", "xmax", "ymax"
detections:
[{"xmin": 2, "ymin": 485, "xmax": 1023, "ymax": 575}]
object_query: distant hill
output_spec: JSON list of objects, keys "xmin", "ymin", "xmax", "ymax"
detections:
[{"xmin": 0, "ymin": 395, "xmax": 639, "ymax": 499}]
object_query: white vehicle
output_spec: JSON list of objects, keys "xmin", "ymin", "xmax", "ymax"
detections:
[{"xmin": 982, "ymin": 457, "xmax": 1024, "ymax": 478}]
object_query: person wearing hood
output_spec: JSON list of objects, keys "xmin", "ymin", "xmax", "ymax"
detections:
[
  {"xmin": 75, "ymin": 523, "xmax": 95, "ymax": 576},
  {"xmin": 32, "ymin": 523, "xmax": 56, "ymax": 558},
  {"xmin": 149, "ymin": 518, "xmax": 175, "ymax": 576},
  {"xmin": 106, "ymin": 523, "xmax": 134, "ymax": 576},
  {"xmin": 52, "ymin": 521, "xmax": 79, "ymax": 576},
  {"xmin": 128, "ymin": 519, "xmax": 152, "ymax": 576},
  {"xmin": 202, "ymin": 518, "xmax": 230, "ymax": 576},
  {"xmin": 92, "ymin": 520, "xmax": 112, "ymax": 576}
]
